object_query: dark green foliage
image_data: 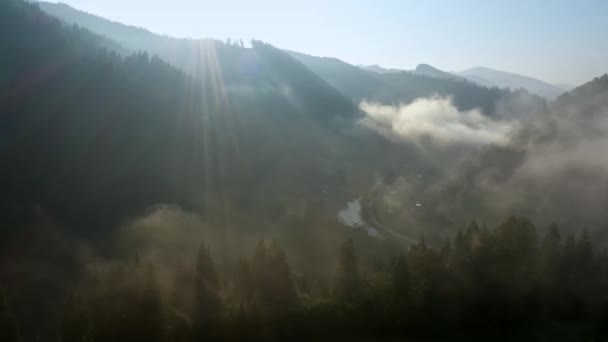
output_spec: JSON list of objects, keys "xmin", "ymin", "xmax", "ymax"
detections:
[
  {"xmin": 0, "ymin": 0, "xmax": 371, "ymax": 235},
  {"xmin": 192, "ymin": 242, "xmax": 222, "ymax": 339},
  {"xmin": 4, "ymin": 1, "xmax": 608, "ymax": 341},
  {"xmin": 391, "ymin": 252, "xmax": 410, "ymax": 306},
  {"xmin": 7, "ymin": 217, "xmax": 608, "ymax": 341},
  {"xmin": 539, "ymin": 224, "xmax": 561, "ymax": 285},
  {"xmin": 0, "ymin": 287, "xmax": 19, "ymax": 342},
  {"xmin": 0, "ymin": 0, "xmax": 202, "ymax": 229},
  {"xmin": 61, "ymin": 292, "xmax": 94, "ymax": 342},
  {"xmin": 195, "ymin": 242, "xmax": 220, "ymax": 322},
  {"xmin": 247, "ymin": 240, "xmax": 300, "ymax": 316},
  {"xmin": 335, "ymin": 238, "xmax": 361, "ymax": 303},
  {"xmin": 60, "ymin": 264, "xmax": 166, "ymax": 342}
]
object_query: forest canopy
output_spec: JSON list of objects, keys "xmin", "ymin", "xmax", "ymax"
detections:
[{"xmin": 1, "ymin": 1, "xmax": 608, "ymax": 341}]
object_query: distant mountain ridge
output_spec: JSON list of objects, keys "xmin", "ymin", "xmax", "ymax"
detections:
[
  {"xmin": 294, "ymin": 57, "xmax": 546, "ymax": 118},
  {"xmin": 360, "ymin": 65, "xmax": 402, "ymax": 74},
  {"xmin": 453, "ymin": 66, "xmax": 566, "ymax": 100},
  {"xmin": 363, "ymin": 63, "xmax": 567, "ymax": 100},
  {"xmin": 412, "ymin": 64, "xmax": 465, "ymax": 81}
]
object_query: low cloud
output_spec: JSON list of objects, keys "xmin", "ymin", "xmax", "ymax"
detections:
[
  {"xmin": 360, "ymin": 97, "xmax": 515, "ymax": 146},
  {"xmin": 118, "ymin": 205, "xmax": 210, "ymax": 263},
  {"xmin": 426, "ymin": 79, "xmax": 608, "ymax": 233}
]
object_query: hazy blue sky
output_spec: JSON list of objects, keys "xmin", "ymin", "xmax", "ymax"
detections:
[{"xmin": 45, "ymin": 0, "xmax": 608, "ymax": 85}]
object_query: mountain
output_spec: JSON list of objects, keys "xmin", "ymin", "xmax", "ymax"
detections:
[
  {"xmin": 7, "ymin": 0, "xmax": 549, "ymax": 268},
  {"xmin": 364, "ymin": 63, "xmax": 469, "ymax": 81},
  {"xmin": 429, "ymin": 73, "xmax": 608, "ymax": 232},
  {"xmin": 412, "ymin": 63, "xmax": 465, "ymax": 81},
  {"xmin": 5, "ymin": 2, "xmax": 608, "ymax": 341},
  {"xmin": 361, "ymin": 64, "xmax": 402, "ymax": 74},
  {"xmin": 290, "ymin": 53, "xmax": 546, "ymax": 118},
  {"xmin": 454, "ymin": 66, "xmax": 565, "ymax": 100},
  {"xmin": 364, "ymin": 63, "xmax": 467, "ymax": 81},
  {"xmin": 37, "ymin": 1, "xmax": 186, "ymax": 59},
  {"xmin": 364, "ymin": 62, "xmax": 565, "ymax": 102},
  {"xmin": 38, "ymin": 2, "xmax": 546, "ymax": 119},
  {"xmin": 36, "ymin": 2, "xmax": 363, "ymax": 121},
  {"xmin": 1, "ymin": 2, "xmax": 406, "ymax": 338},
  {"xmin": 2, "ymin": 0, "xmax": 392, "ymax": 234},
  {"xmin": 285, "ymin": 50, "xmax": 387, "ymax": 105}
]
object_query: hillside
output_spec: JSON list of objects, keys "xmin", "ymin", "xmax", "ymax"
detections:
[
  {"xmin": 39, "ymin": 2, "xmax": 546, "ymax": 119},
  {"xmin": 38, "ymin": 1, "xmax": 208, "ymax": 70},
  {"xmin": 412, "ymin": 63, "xmax": 465, "ymax": 81},
  {"xmin": 286, "ymin": 50, "xmax": 387, "ymax": 103},
  {"xmin": 37, "ymin": 2, "xmax": 362, "ymax": 122},
  {"xmin": 364, "ymin": 62, "xmax": 565, "ymax": 101},
  {"xmin": 422, "ymin": 74, "xmax": 608, "ymax": 233},
  {"xmin": 290, "ymin": 53, "xmax": 546, "ymax": 118},
  {"xmin": 1, "ymin": 0, "xmax": 390, "ymax": 236},
  {"xmin": 0, "ymin": 3, "xmax": 398, "ymax": 338},
  {"xmin": 360, "ymin": 64, "xmax": 402, "ymax": 74},
  {"xmin": 1, "ymin": 1, "xmax": 608, "ymax": 341},
  {"xmin": 454, "ymin": 66, "xmax": 565, "ymax": 100}
]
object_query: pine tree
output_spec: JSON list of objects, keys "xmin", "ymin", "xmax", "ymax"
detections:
[
  {"xmin": 251, "ymin": 240, "xmax": 267, "ymax": 282},
  {"xmin": 0, "ymin": 287, "xmax": 19, "ymax": 342},
  {"xmin": 335, "ymin": 238, "xmax": 360, "ymax": 303},
  {"xmin": 250, "ymin": 240, "xmax": 268, "ymax": 309},
  {"xmin": 575, "ymin": 228, "xmax": 593, "ymax": 271},
  {"xmin": 392, "ymin": 253, "xmax": 411, "ymax": 307},
  {"xmin": 136, "ymin": 265, "xmax": 166, "ymax": 342},
  {"xmin": 61, "ymin": 292, "xmax": 92, "ymax": 342},
  {"xmin": 247, "ymin": 240, "xmax": 299, "ymax": 316},
  {"xmin": 235, "ymin": 257, "xmax": 253, "ymax": 308},
  {"xmin": 542, "ymin": 224, "xmax": 561, "ymax": 254},
  {"xmin": 465, "ymin": 221, "xmax": 481, "ymax": 251},
  {"xmin": 540, "ymin": 224, "xmax": 562, "ymax": 284},
  {"xmin": 265, "ymin": 241, "xmax": 299, "ymax": 313},
  {"xmin": 451, "ymin": 231, "xmax": 470, "ymax": 271},
  {"xmin": 195, "ymin": 242, "xmax": 221, "ymax": 322},
  {"xmin": 562, "ymin": 233, "xmax": 577, "ymax": 282}
]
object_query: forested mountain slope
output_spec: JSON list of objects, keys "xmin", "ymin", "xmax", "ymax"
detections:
[
  {"xmin": 0, "ymin": 2, "xmax": 607, "ymax": 341},
  {"xmin": 39, "ymin": 1, "xmax": 546, "ymax": 119},
  {"xmin": 0, "ymin": 3, "xmax": 395, "ymax": 338},
  {"xmin": 421, "ymin": 74, "xmax": 608, "ymax": 234},
  {"xmin": 455, "ymin": 66, "xmax": 566, "ymax": 100},
  {"xmin": 1, "ymin": 0, "xmax": 390, "ymax": 237},
  {"xmin": 289, "ymin": 51, "xmax": 546, "ymax": 118}
]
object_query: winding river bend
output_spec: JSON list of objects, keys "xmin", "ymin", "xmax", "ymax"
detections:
[{"xmin": 338, "ymin": 181, "xmax": 419, "ymax": 245}]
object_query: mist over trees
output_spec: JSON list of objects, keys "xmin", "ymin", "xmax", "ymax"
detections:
[
  {"xmin": 53, "ymin": 217, "xmax": 608, "ymax": 341},
  {"xmin": 422, "ymin": 74, "xmax": 608, "ymax": 235},
  {"xmin": 1, "ymin": 0, "xmax": 608, "ymax": 341},
  {"xmin": 288, "ymin": 51, "xmax": 547, "ymax": 119}
]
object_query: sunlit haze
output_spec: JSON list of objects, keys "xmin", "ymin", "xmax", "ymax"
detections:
[
  {"xmin": 44, "ymin": 0, "xmax": 608, "ymax": 85},
  {"xmin": 5, "ymin": 1, "xmax": 608, "ymax": 340}
]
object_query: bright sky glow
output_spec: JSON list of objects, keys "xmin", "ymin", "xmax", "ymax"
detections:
[{"xmin": 44, "ymin": 0, "xmax": 608, "ymax": 85}]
